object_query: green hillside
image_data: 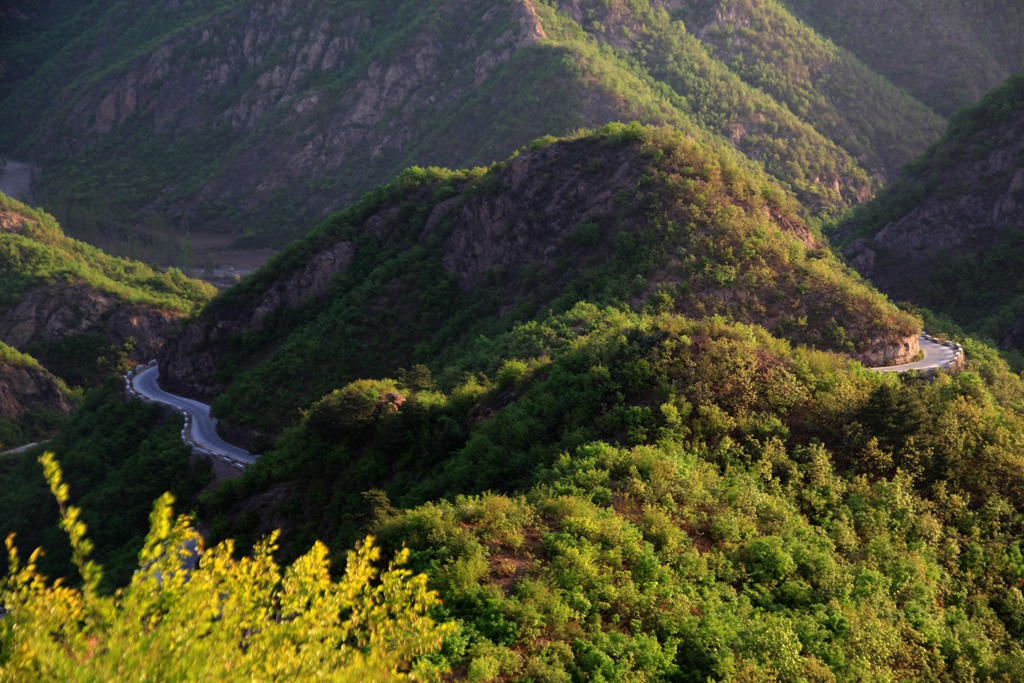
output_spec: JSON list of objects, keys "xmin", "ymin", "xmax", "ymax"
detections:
[
  {"xmin": 5, "ymin": 6, "xmax": 1024, "ymax": 680},
  {"xmin": 559, "ymin": 0, "xmax": 942, "ymax": 184},
  {"xmin": 201, "ymin": 302, "xmax": 1024, "ymax": 681},
  {"xmin": 0, "ymin": 194, "xmax": 214, "ymax": 441},
  {"xmin": 5, "ymin": 121, "xmax": 1024, "ymax": 680},
  {"xmin": 0, "ymin": 0, "xmax": 950, "ymax": 254},
  {"xmin": 9, "ymin": 318, "xmax": 1024, "ymax": 679}
]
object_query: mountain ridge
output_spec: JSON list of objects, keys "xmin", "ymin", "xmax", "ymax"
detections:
[{"xmin": 158, "ymin": 124, "xmax": 918, "ymax": 446}]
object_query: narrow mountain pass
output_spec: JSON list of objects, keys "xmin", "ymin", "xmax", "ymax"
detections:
[{"xmin": 127, "ymin": 363, "xmax": 257, "ymax": 466}]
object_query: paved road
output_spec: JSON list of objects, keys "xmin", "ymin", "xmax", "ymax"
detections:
[
  {"xmin": 129, "ymin": 364, "xmax": 257, "ymax": 466},
  {"xmin": 870, "ymin": 335, "xmax": 960, "ymax": 373},
  {"xmin": 0, "ymin": 441, "xmax": 45, "ymax": 457}
]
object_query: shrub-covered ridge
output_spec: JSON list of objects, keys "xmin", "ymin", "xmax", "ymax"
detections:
[{"xmin": 160, "ymin": 124, "xmax": 917, "ymax": 440}]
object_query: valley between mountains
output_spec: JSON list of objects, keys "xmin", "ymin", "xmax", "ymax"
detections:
[{"xmin": 2, "ymin": 2, "xmax": 1024, "ymax": 681}]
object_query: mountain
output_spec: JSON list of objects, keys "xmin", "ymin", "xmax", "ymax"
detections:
[
  {"xmin": 6, "ymin": 118, "xmax": 1024, "ymax": 683},
  {"xmin": 782, "ymin": 0, "xmax": 1024, "ymax": 116},
  {"xmin": 0, "ymin": 193, "xmax": 216, "ymax": 388},
  {"xmin": 4, "ymin": 6, "xmax": 1024, "ymax": 679},
  {"xmin": 838, "ymin": 72, "xmax": 1024, "ymax": 353},
  {"xmin": 122, "ymin": 125, "xmax": 1022, "ymax": 683},
  {"xmin": 159, "ymin": 124, "xmax": 918, "ymax": 445},
  {"xmin": 0, "ymin": 0, "xmax": 948, "ymax": 259}
]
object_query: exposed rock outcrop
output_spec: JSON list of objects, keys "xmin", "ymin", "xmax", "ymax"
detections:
[
  {"xmin": 0, "ymin": 283, "xmax": 180, "ymax": 362},
  {"xmin": 859, "ymin": 333, "xmax": 919, "ymax": 367},
  {"xmin": 250, "ymin": 241, "xmax": 354, "ymax": 327},
  {"xmin": 840, "ymin": 74, "xmax": 1024, "ymax": 301},
  {"xmin": 0, "ymin": 362, "xmax": 72, "ymax": 421},
  {"xmin": 29, "ymin": 0, "xmax": 549, "ymax": 237}
]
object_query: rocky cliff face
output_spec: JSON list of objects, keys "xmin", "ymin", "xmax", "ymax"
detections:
[
  {"xmin": 858, "ymin": 333, "xmax": 920, "ymax": 368},
  {"xmin": 845, "ymin": 112, "xmax": 1024, "ymax": 286},
  {"xmin": 0, "ymin": 361, "xmax": 72, "ymax": 421},
  {"xmin": 161, "ymin": 239, "xmax": 354, "ymax": 399},
  {"xmin": 0, "ymin": 196, "xmax": 213, "ymax": 381},
  {"xmin": 17, "ymin": 0, "xmax": 549, "ymax": 238},
  {"xmin": 0, "ymin": 283, "xmax": 179, "ymax": 362}
]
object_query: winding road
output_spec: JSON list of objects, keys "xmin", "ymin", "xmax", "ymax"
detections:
[
  {"xmin": 870, "ymin": 335, "xmax": 962, "ymax": 373},
  {"xmin": 125, "ymin": 332, "xmax": 957, "ymax": 464},
  {"xmin": 127, "ymin": 363, "xmax": 257, "ymax": 466}
]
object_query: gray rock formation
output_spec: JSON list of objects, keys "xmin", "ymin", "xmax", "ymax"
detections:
[
  {"xmin": 0, "ymin": 362, "xmax": 72, "ymax": 421},
  {"xmin": 0, "ymin": 283, "xmax": 179, "ymax": 362}
]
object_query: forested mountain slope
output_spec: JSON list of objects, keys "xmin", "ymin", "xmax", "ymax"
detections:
[
  {"xmin": 0, "ymin": 193, "xmax": 214, "ymax": 446},
  {"xmin": 839, "ymin": 72, "xmax": 1024, "ymax": 353},
  {"xmin": 192, "ymin": 248, "xmax": 1024, "ymax": 679},
  {"xmin": 783, "ymin": 0, "xmax": 1024, "ymax": 116},
  {"xmin": 6, "ymin": 5, "xmax": 1024, "ymax": 680},
  {"xmin": 137, "ymin": 126, "xmax": 1024, "ymax": 683},
  {"xmin": 159, "ymin": 125, "xmax": 918, "ymax": 444},
  {"xmin": 11, "ymin": 311, "xmax": 1024, "ymax": 679},
  {"xmin": 0, "ymin": 0, "xmax": 947, "ymax": 254}
]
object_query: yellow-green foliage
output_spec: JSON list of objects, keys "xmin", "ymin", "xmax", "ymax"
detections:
[{"xmin": 0, "ymin": 453, "xmax": 457, "ymax": 682}]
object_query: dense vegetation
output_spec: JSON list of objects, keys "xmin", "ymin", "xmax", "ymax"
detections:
[
  {"xmin": 167, "ymin": 125, "xmax": 915, "ymax": 441},
  {"xmin": 0, "ymin": 0, "xmax": 957, "ymax": 252},
  {"xmin": 8, "ymin": 300, "xmax": 1024, "ymax": 679},
  {"xmin": 539, "ymin": 0, "xmax": 942, "ymax": 193},
  {"xmin": 670, "ymin": 0, "xmax": 942, "ymax": 180},
  {"xmin": 198, "ymin": 301, "xmax": 1024, "ymax": 680},
  {"xmin": 836, "ymin": 72, "xmax": 1024, "ymax": 356}
]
